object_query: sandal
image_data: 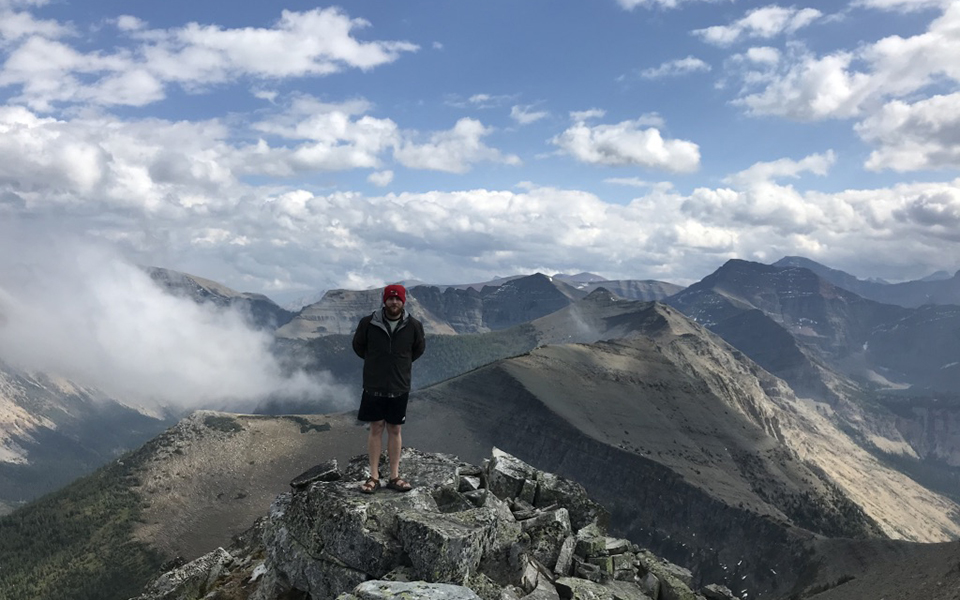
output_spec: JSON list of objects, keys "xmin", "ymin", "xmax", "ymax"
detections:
[
  {"xmin": 386, "ymin": 477, "xmax": 413, "ymax": 492},
  {"xmin": 360, "ymin": 477, "xmax": 380, "ymax": 494}
]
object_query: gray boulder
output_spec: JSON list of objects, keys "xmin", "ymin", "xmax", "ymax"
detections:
[
  {"xmin": 398, "ymin": 507, "xmax": 500, "ymax": 583},
  {"xmin": 131, "ymin": 547, "xmax": 232, "ymax": 600},
  {"xmin": 636, "ymin": 550, "xmax": 697, "ymax": 600},
  {"xmin": 350, "ymin": 580, "xmax": 483, "ymax": 599}
]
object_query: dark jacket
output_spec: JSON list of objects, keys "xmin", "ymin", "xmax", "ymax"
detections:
[{"xmin": 352, "ymin": 308, "xmax": 426, "ymax": 394}]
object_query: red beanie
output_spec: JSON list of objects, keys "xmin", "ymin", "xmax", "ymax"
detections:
[{"xmin": 383, "ymin": 284, "xmax": 406, "ymax": 304}]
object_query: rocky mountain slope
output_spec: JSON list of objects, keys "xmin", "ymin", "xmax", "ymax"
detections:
[
  {"xmin": 773, "ymin": 256, "xmax": 960, "ymax": 308},
  {"xmin": 277, "ymin": 289, "xmax": 681, "ymax": 408},
  {"xmin": 276, "ymin": 273, "xmax": 588, "ymax": 340},
  {"xmin": 664, "ymin": 259, "xmax": 960, "ymax": 513},
  {"xmin": 0, "ymin": 361, "xmax": 171, "ymax": 513},
  {"xmin": 403, "ymin": 305, "xmax": 960, "ymax": 595},
  {"xmin": 145, "ymin": 267, "xmax": 295, "ymax": 331},
  {"xmin": 667, "ymin": 258, "xmax": 960, "ymax": 399},
  {"xmin": 576, "ymin": 279, "xmax": 684, "ymax": 301}
]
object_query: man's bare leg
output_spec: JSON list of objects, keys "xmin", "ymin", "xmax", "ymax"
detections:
[
  {"xmin": 386, "ymin": 423, "xmax": 402, "ymax": 480},
  {"xmin": 367, "ymin": 420, "xmax": 385, "ymax": 480}
]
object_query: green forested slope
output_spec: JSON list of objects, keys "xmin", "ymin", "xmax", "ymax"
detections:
[{"xmin": 0, "ymin": 451, "xmax": 163, "ymax": 600}]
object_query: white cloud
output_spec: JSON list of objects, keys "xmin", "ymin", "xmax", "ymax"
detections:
[
  {"xmin": 115, "ymin": 15, "xmax": 146, "ymax": 32},
  {"xmin": 640, "ymin": 56, "xmax": 711, "ymax": 79},
  {"xmin": 853, "ymin": 0, "xmax": 951, "ymax": 11},
  {"xmin": 252, "ymin": 88, "xmax": 278, "ymax": 103},
  {"xmin": 0, "ymin": 7, "xmax": 418, "ymax": 110},
  {"xmin": 0, "ymin": 106, "xmax": 242, "ymax": 213},
  {"xmin": 605, "ymin": 177, "xmax": 654, "ymax": 187},
  {"xmin": 744, "ymin": 46, "xmax": 781, "ymax": 65},
  {"xmin": 1, "ymin": 107, "xmax": 958, "ymax": 293},
  {"xmin": 616, "ymin": 0, "xmax": 718, "ymax": 9},
  {"xmin": 0, "ymin": 231, "xmax": 349, "ymax": 410},
  {"xmin": 368, "ymin": 170, "xmax": 394, "ymax": 186},
  {"xmin": 730, "ymin": 2, "xmax": 960, "ymax": 122},
  {"xmin": 510, "ymin": 104, "xmax": 549, "ymax": 125},
  {"xmin": 725, "ymin": 150, "xmax": 836, "ymax": 186},
  {"xmin": 467, "ymin": 93, "xmax": 513, "ymax": 108},
  {"xmin": 551, "ymin": 116, "xmax": 700, "ymax": 173},
  {"xmin": 694, "ymin": 6, "xmax": 823, "ymax": 46},
  {"xmin": 733, "ymin": 48, "xmax": 873, "ymax": 120},
  {"xmin": 570, "ymin": 108, "xmax": 606, "ymax": 121},
  {"xmin": 857, "ymin": 94, "xmax": 960, "ymax": 171},
  {"xmin": 394, "ymin": 118, "xmax": 521, "ymax": 173},
  {"xmin": 249, "ymin": 104, "xmax": 400, "ymax": 174},
  {"xmin": 0, "ymin": 6, "xmax": 68, "ymax": 43}
]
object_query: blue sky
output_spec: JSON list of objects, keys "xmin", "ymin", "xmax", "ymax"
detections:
[{"xmin": 1, "ymin": 0, "xmax": 958, "ymax": 300}]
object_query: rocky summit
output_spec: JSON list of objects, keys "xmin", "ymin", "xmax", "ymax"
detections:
[{"xmin": 131, "ymin": 447, "xmax": 737, "ymax": 600}]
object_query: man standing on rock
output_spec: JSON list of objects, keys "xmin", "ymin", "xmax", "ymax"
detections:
[{"xmin": 352, "ymin": 284, "xmax": 426, "ymax": 494}]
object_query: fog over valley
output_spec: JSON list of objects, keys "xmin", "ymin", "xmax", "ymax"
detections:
[{"xmin": 0, "ymin": 229, "xmax": 349, "ymax": 412}]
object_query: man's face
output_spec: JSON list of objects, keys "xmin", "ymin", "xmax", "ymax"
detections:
[{"xmin": 384, "ymin": 296, "xmax": 404, "ymax": 318}]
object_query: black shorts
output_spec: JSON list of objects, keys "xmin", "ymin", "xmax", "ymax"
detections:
[{"xmin": 357, "ymin": 391, "xmax": 409, "ymax": 425}]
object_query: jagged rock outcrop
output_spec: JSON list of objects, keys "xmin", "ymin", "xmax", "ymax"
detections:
[{"xmin": 131, "ymin": 448, "xmax": 732, "ymax": 600}]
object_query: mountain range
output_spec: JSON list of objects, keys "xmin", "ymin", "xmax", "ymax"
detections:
[
  {"xmin": 774, "ymin": 256, "xmax": 960, "ymax": 308},
  {"xmin": 2, "ymin": 256, "xmax": 960, "ymax": 600}
]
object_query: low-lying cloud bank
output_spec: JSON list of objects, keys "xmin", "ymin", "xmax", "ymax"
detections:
[{"xmin": 0, "ymin": 228, "xmax": 350, "ymax": 412}]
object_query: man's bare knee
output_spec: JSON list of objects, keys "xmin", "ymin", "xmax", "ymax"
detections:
[
  {"xmin": 369, "ymin": 420, "xmax": 386, "ymax": 435},
  {"xmin": 386, "ymin": 423, "xmax": 402, "ymax": 436}
]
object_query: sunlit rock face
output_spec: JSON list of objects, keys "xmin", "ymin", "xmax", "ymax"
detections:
[{"xmin": 0, "ymin": 362, "xmax": 169, "ymax": 510}]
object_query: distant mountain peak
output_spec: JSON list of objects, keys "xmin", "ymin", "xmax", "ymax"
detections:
[
  {"xmin": 554, "ymin": 272, "xmax": 608, "ymax": 284},
  {"xmin": 581, "ymin": 287, "xmax": 617, "ymax": 302}
]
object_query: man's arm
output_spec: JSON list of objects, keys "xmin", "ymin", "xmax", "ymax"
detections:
[
  {"xmin": 352, "ymin": 317, "xmax": 369, "ymax": 358},
  {"xmin": 411, "ymin": 319, "xmax": 426, "ymax": 362}
]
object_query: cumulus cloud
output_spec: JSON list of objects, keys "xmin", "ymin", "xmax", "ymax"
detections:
[
  {"xmin": 115, "ymin": 15, "xmax": 146, "ymax": 32},
  {"xmin": 640, "ymin": 56, "xmax": 711, "ymax": 79},
  {"xmin": 0, "ymin": 105, "xmax": 242, "ymax": 213},
  {"xmin": 730, "ymin": 2, "xmax": 960, "ymax": 122},
  {"xmin": 857, "ymin": 94, "xmax": 960, "ymax": 171},
  {"xmin": 0, "ymin": 7, "xmax": 418, "ymax": 110},
  {"xmin": 551, "ymin": 115, "xmax": 700, "ymax": 173},
  {"xmin": 733, "ymin": 48, "xmax": 873, "ymax": 120},
  {"xmin": 510, "ymin": 104, "xmax": 549, "ymax": 125},
  {"xmin": 1, "ymin": 110, "xmax": 958, "ymax": 293},
  {"xmin": 0, "ymin": 4, "xmax": 68, "ymax": 43},
  {"xmin": 394, "ymin": 118, "xmax": 522, "ymax": 173},
  {"xmin": 743, "ymin": 46, "xmax": 781, "ymax": 65},
  {"xmin": 724, "ymin": 150, "xmax": 836, "ymax": 186},
  {"xmin": 893, "ymin": 189, "xmax": 960, "ymax": 234},
  {"xmin": 0, "ymin": 228, "xmax": 350, "ymax": 410},
  {"xmin": 694, "ymin": 6, "xmax": 823, "ymax": 46},
  {"xmin": 368, "ymin": 170, "xmax": 394, "ymax": 186},
  {"xmin": 249, "ymin": 104, "xmax": 400, "ymax": 174}
]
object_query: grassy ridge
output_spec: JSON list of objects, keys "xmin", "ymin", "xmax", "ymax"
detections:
[
  {"xmin": 0, "ymin": 452, "xmax": 163, "ymax": 600},
  {"xmin": 417, "ymin": 324, "xmax": 540, "ymax": 388}
]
